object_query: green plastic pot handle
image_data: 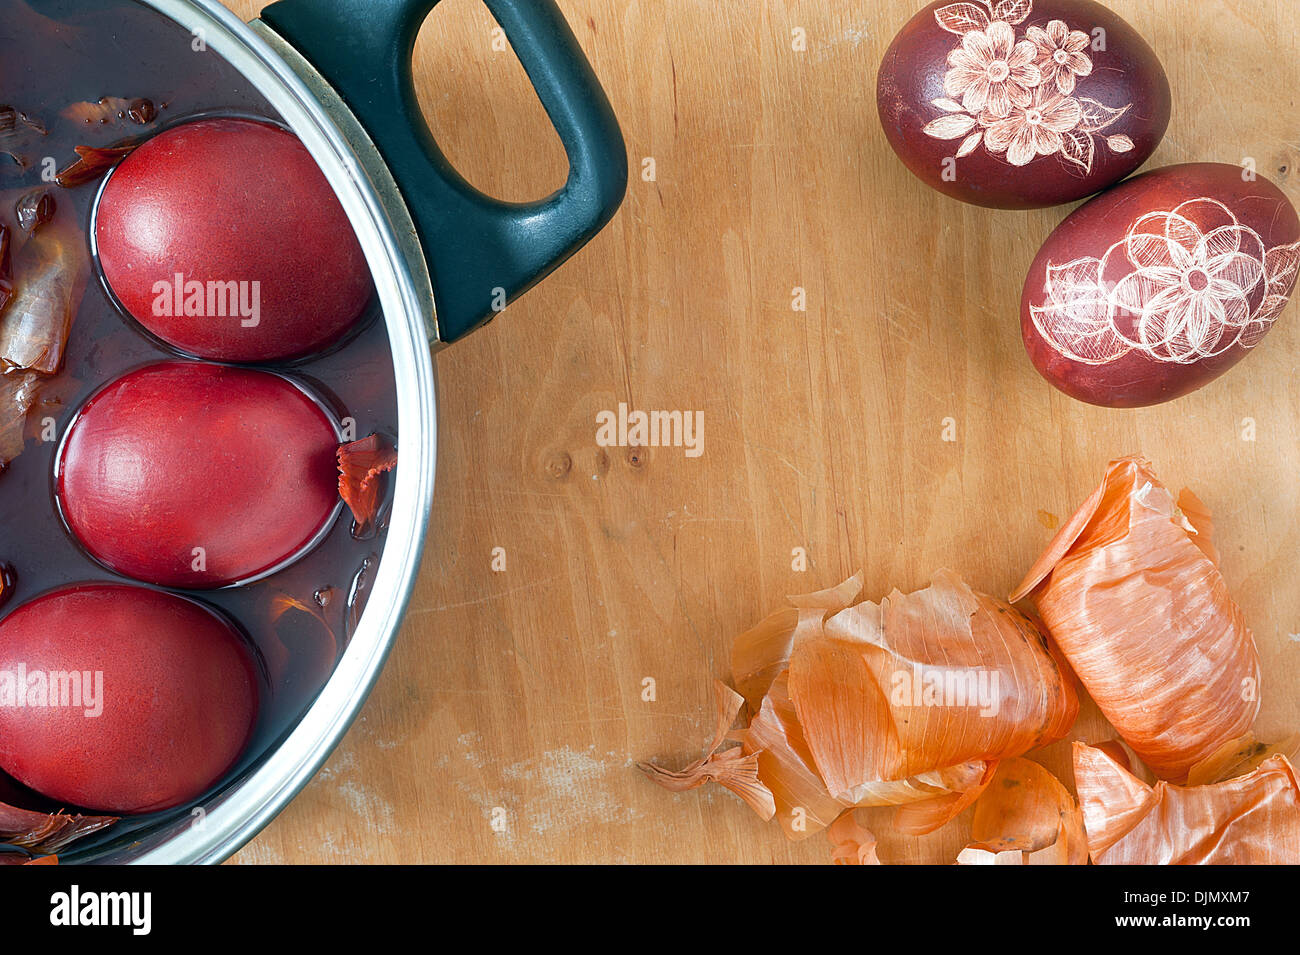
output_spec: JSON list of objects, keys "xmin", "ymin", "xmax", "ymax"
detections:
[{"xmin": 260, "ymin": 0, "xmax": 627, "ymax": 343}]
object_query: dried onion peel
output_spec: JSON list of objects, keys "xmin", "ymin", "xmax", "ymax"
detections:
[
  {"xmin": 956, "ymin": 757, "xmax": 1087, "ymax": 865},
  {"xmin": 787, "ymin": 570, "xmax": 1077, "ymax": 826},
  {"xmin": 637, "ymin": 680, "xmax": 776, "ymax": 820},
  {"xmin": 645, "ymin": 570, "xmax": 1078, "ymax": 841},
  {"xmin": 1187, "ymin": 732, "xmax": 1300, "ymax": 787},
  {"xmin": 1011, "ymin": 456, "xmax": 1259, "ymax": 783},
  {"xmin": 262, "ymin": 593, "xmax": 343, "ymax": 712},
  {"xmin": 1073, "ymin": 742, "xmax": 1300, "ymax": 864},
  {"xmin": 826, "ymin": 810, "xmax": 881, "ymax": 865}
]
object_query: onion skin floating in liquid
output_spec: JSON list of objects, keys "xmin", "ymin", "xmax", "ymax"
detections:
[
  {"xmin": 1073, "ymin": 742, "xmax": 1300, "ymax": 864},
  {"xmin": 0, "ymin": 769, "xmax": 116, "ymax": 855},
  {"xmin": 0, "ymin": 370, "xmax": 39, "ymax": 469},
  {"xmin": 0, "ymin": 215, "xmax": 89, "ymax": 375},
  {"xmin": 337, "ymin": 433, "xmax": 398, "ymax": 535},
  {"xmin": 0, "ymin": 800, "xmax": 115, "ymax": 855},
  {"xmin": 1012, "ymin": 456, "xmax": 1260, "ymax": 782}
]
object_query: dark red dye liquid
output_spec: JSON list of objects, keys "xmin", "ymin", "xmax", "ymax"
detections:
[{"xmin": 0, "ymin": 0, "xmax": 399, "ymax": 856}]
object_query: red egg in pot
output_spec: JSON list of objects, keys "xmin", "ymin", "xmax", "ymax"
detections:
[
  {"xmin": 0, "ymin": 583, "xmax": 261, "ymax": 815},
  {"xmin": 1021, "ymin": 163, "xmax": 1300, "ymax": 407},
  {"xmin": 56, "ymin": 361, "xmax": 342, "ymax": 589},
  {"xmin": 877, "ymin": 0, "xmax": 1170, "ymax": 208},
  {"xmin": 93, "ymin": 116, "xmax": 373, "ymax": 363}
]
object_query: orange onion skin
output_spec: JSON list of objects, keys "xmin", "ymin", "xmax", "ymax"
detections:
[
  {"xmin": 788, "ymin": 570, "xmax": 1078, "ymax": 808},
  {"xmin": 1074, "ymin": 743, "xmax": 1300, "ymax": 864},
  {"xmin": 1014, "ymin": 457, "xmax": 1260, "ymax": 782}
]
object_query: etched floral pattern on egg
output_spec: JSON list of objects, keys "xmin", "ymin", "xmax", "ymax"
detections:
[
  {"xmin": 877, "ymin": 0, "xmax": 1171, "ymax": 208},
  {"xmin": 1021, "ymin": 163, "xmax": 1300, "ymax": 407}
]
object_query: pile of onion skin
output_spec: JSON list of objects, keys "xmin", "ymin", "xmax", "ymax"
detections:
[{"xmin": 642, "ymin": 455, "xmax": 1300, "ymax": 864}]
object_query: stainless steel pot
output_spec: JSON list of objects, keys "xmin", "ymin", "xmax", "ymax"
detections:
[{"xmin": 78, "ymin": 0, "xmax": 626, "ymax": 864}]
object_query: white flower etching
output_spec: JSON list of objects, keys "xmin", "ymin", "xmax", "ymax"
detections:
[
  {"xmin": 1025, "ymin": 19, "xmax": 1093, "ymax": 94},
  {"xmin": 983, "ymin": 84, "xmax": 1082, "ymax": 166},
  {"xmin": 943, "ymin": 21, "xmax": 1041, "ymax": 119},
  {"xmin": 1031, "ymin": 199, "xmax": 1300, "ymax": 365},
  {"xmin": 923, "ymin": 0, "xmax": 1132, "ymax": 175}
]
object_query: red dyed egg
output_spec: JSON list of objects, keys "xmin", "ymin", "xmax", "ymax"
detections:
[
  {"xmin": 94, "ymin": 117, "xmax": 373, "ymax": 362},
  {"xmin": 1022, "ymin": 163, "xmax": 1300, "ymax": 406},
  {"xmin": 877, "ymin": 0, "xmax": 1170, "ymax": 208},
  {"xmin": 0, "ymin": 584, "xmax": 260, "ymax": 814},
  {"xmin": 57, "ymin": 361, "xmax": 341, "ymax": 588}
]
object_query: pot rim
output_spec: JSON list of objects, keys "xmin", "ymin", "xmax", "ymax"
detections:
[{"xmin": 97, "ymin": 0, "xmax": 439, "ymax": 864}]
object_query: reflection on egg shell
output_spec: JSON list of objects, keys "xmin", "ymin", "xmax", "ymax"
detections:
[
  {"xmin": 877, "ymin": 0, "xmax": 1170, "ymax": 209},
  {"xmin": 94, "ymin": 117, "xmax": 374, "ymax": 363},
  {"xmin": 57, "ymin": 361, "xmax": 342, "ymax": 589},
  {"xmin": 0, "ymin": 584, "xmax": 261, "ymax": 814},
  {"xmin": 1021, "ymin": 163, "xmax": 1300, "ymax": 407}
]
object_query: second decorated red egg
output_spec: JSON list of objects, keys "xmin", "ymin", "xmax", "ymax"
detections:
[{"xmin": 1021, "ymin": 163, "xmax": 1300, "ymax": 406}]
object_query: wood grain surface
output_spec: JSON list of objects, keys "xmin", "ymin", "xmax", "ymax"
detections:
[{"xmin": 219, "ymin": 0, "xmax": 1300, "ymax": 864}]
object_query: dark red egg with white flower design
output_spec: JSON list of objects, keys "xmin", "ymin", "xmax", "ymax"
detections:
[
  {"xmin": 1022, "ymin": 163, "xmax": 1300, "ymax": 406},
  {"xmin": 877, "ymin": 0, "xmax": 1170, "ymax": 209}
]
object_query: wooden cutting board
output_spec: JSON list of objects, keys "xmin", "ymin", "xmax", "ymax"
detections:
[{"xmin": 221, "ymin": 0, "xmax": 1300, "ymax": 864}]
